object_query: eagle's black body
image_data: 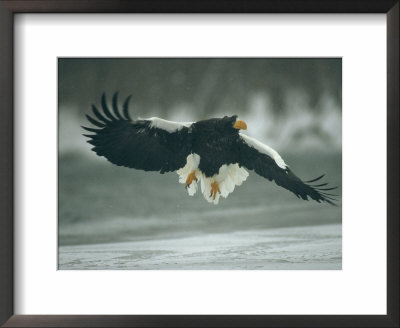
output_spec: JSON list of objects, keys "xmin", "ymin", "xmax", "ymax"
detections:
[
  {"xmin": 83, "ymin": 93, "xmax": 338, "ymax": 205},
  {"xmin": 191, "ymin": 117, "xmax": 242, "ymax": 177}
]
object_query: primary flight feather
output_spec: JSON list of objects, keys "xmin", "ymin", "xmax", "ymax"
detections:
[{"xmin": 82, "ymin": 93, "xmax": 337, "ymax": 205}]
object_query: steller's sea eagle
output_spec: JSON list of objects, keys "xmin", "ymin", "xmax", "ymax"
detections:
[{"xmin": 82, "ymin": 93, "xmax": 337, "ymax": 205}]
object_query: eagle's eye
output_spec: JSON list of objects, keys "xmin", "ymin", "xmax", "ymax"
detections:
[{"xmin": 233, "ymin": 119, "xmax": 247, "ymax": 130}]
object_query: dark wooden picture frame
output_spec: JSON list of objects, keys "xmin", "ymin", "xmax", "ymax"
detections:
[{"xmin": 0, "ymin": 1, "xmax": 398, "ymax": 327}]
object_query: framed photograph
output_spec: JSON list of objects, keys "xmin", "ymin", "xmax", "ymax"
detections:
[
  {"xmin": 58, "ymin": 57, "xmax": 342, "ymax": 271},
  {"xmin": 0, "ymin": 1, "xmax": 398, "ymax": 327}
]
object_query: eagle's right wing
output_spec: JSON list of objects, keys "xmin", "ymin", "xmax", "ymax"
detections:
[
  {"xmin": 82, "ymin": 93, "xmax": 193, "ymax": 173},
  {"xmin": 236, "ymin": 133, "xmax": 337, "ymax": 205}
]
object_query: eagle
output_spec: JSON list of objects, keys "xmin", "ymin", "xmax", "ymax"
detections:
[{"xmin": 82, "ymin": 93, "xmax": 337, "ymax": 205}]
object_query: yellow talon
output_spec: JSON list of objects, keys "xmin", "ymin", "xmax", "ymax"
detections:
[
  {"xmin": 185, "ymin": 171, "xmax": 198, "ymax": 188},
  {"xmin": 210, "ymin": 181, "xmax": 221, "ymax": 200}
]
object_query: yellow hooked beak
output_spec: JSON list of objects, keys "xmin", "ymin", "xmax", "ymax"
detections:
[{"xmin": 233, "ymin": 119, "xmax": 247, "ymax": 130}]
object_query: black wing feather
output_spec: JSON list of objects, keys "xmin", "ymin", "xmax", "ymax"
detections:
[
  {"xmin": 83, "ymin": 93, "xmax": 192, "ymax": 173},
  {"xmin": 85, "ymin": 114, "xmax": 105, "ymax": 128},
  {"xmin": 81, "ymin": 126, "xmax": 101, "ymax": 133},
  {"xmin": 92, "ymin": 104, "xmax": 111, "ymax": 123},
  {"xmin": 122, "ymin": 95, "xmax": 133, "ymax": 120},
  {"xmin": 101, "ymin": 93, "xmax": 117, "ymax": 121},
  {"xmin": 112, "ymin": 92, "xmax": 125, "ymax": 120},
  {"xmin": 305, "ymin": 174, "xmax": 325, "ymax": 183},
  {"xmin": 236, "ymin": 135, "xmax": 337, "ymax": 205}
]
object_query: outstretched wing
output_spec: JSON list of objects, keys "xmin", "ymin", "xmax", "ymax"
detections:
[
  {"xmin": 236, "ymin": 133, "xmax": 338, "ymax": 205},
  {"xmin": 82, "ymin": 93, "xmax": 193, "ymax": 173}
]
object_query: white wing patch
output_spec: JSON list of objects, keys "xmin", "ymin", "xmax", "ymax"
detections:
[
  {"xmin": 145, "ymin": 117, "xmax": 193, "ymax": 133},
  {"xmin": 177, "ymin": 154, "xmax": 249, "ymax": 204},
  {"xmin": 239, "ymin": 133, "xmax": 287, "ymax": 169}
]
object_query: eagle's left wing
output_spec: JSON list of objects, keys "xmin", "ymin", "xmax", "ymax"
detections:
[
  {"xmin": 236, "ymin": 133, "xmax": 337, "ymax": 205},
  {"xmin": 82, "ymin": 93, "xmax": 193, "ymax": 173}
]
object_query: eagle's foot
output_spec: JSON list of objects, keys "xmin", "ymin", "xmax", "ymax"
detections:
[
  {"xmin": 185, "ymin": 171, "xmax": 198, "ymax": 188},
  {"xmin": 210, "ymin": 181, "xmax": 221, "ymax": 200}
]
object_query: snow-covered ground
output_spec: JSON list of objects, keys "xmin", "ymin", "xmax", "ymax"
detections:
[{"xmin": 59, "ymin": 224, "xmax": 341, "ymax": 270}]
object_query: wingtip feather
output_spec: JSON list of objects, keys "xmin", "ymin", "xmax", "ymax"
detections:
[
  {"xmin": 92, "ymin": 104, "xmax": 111, "ymax": 123},
  {"xmin": 112, "ymin": 92, "xmax": 125, "ymax": 120},
  {"xmin": 85, "ymin": 114, "xmax": 105, "ymax": 128},
  {"xmin": 305, "ymin": 174, "xmax": 325, "ymax": 183},
  {"xmin": 123, "ymin": 95, "xmax": 133, "ymax": 120},
  {"xmin": 81, "ymin": 125, "xmax": 101, "ymax": 133},
  {"xmin": 101, "ymin": 93, "xmax": 117, "ymax": 121}
]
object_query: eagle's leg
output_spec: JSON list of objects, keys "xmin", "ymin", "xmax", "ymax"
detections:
[
  {"xmin": 210, "ymin": 181, "xmax": 221, "ymax": 200},
  {"xmin": 185, "ymin": 171, "xmax": 198, "ymax": 188}
]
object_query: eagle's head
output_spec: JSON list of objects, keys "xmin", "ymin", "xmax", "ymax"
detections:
[{"xmin": 220, "ymin": 115, "xmax": 247, "ymax": 132}]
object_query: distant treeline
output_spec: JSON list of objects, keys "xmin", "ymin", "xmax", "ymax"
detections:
[{"xmin": 59, "ymin": 58, "xmax": 341, "ymax": 117}]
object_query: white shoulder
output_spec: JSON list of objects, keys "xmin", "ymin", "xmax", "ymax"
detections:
[
  {"xmin": 143, "ymin": 117, "xmax": 193, "ymax": 133},
  {"xmin": 239, "ymin": 132, "xmax": 287, "ymax": 169}
]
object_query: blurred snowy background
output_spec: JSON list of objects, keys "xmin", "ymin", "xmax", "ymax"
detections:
[
  {"xmin": 58, "ymin": 58, "xmax": 342, "ymax": 270},
  {"xmin": 59, "ymin": 58, "xmax": 341, "ymax": 154}
]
